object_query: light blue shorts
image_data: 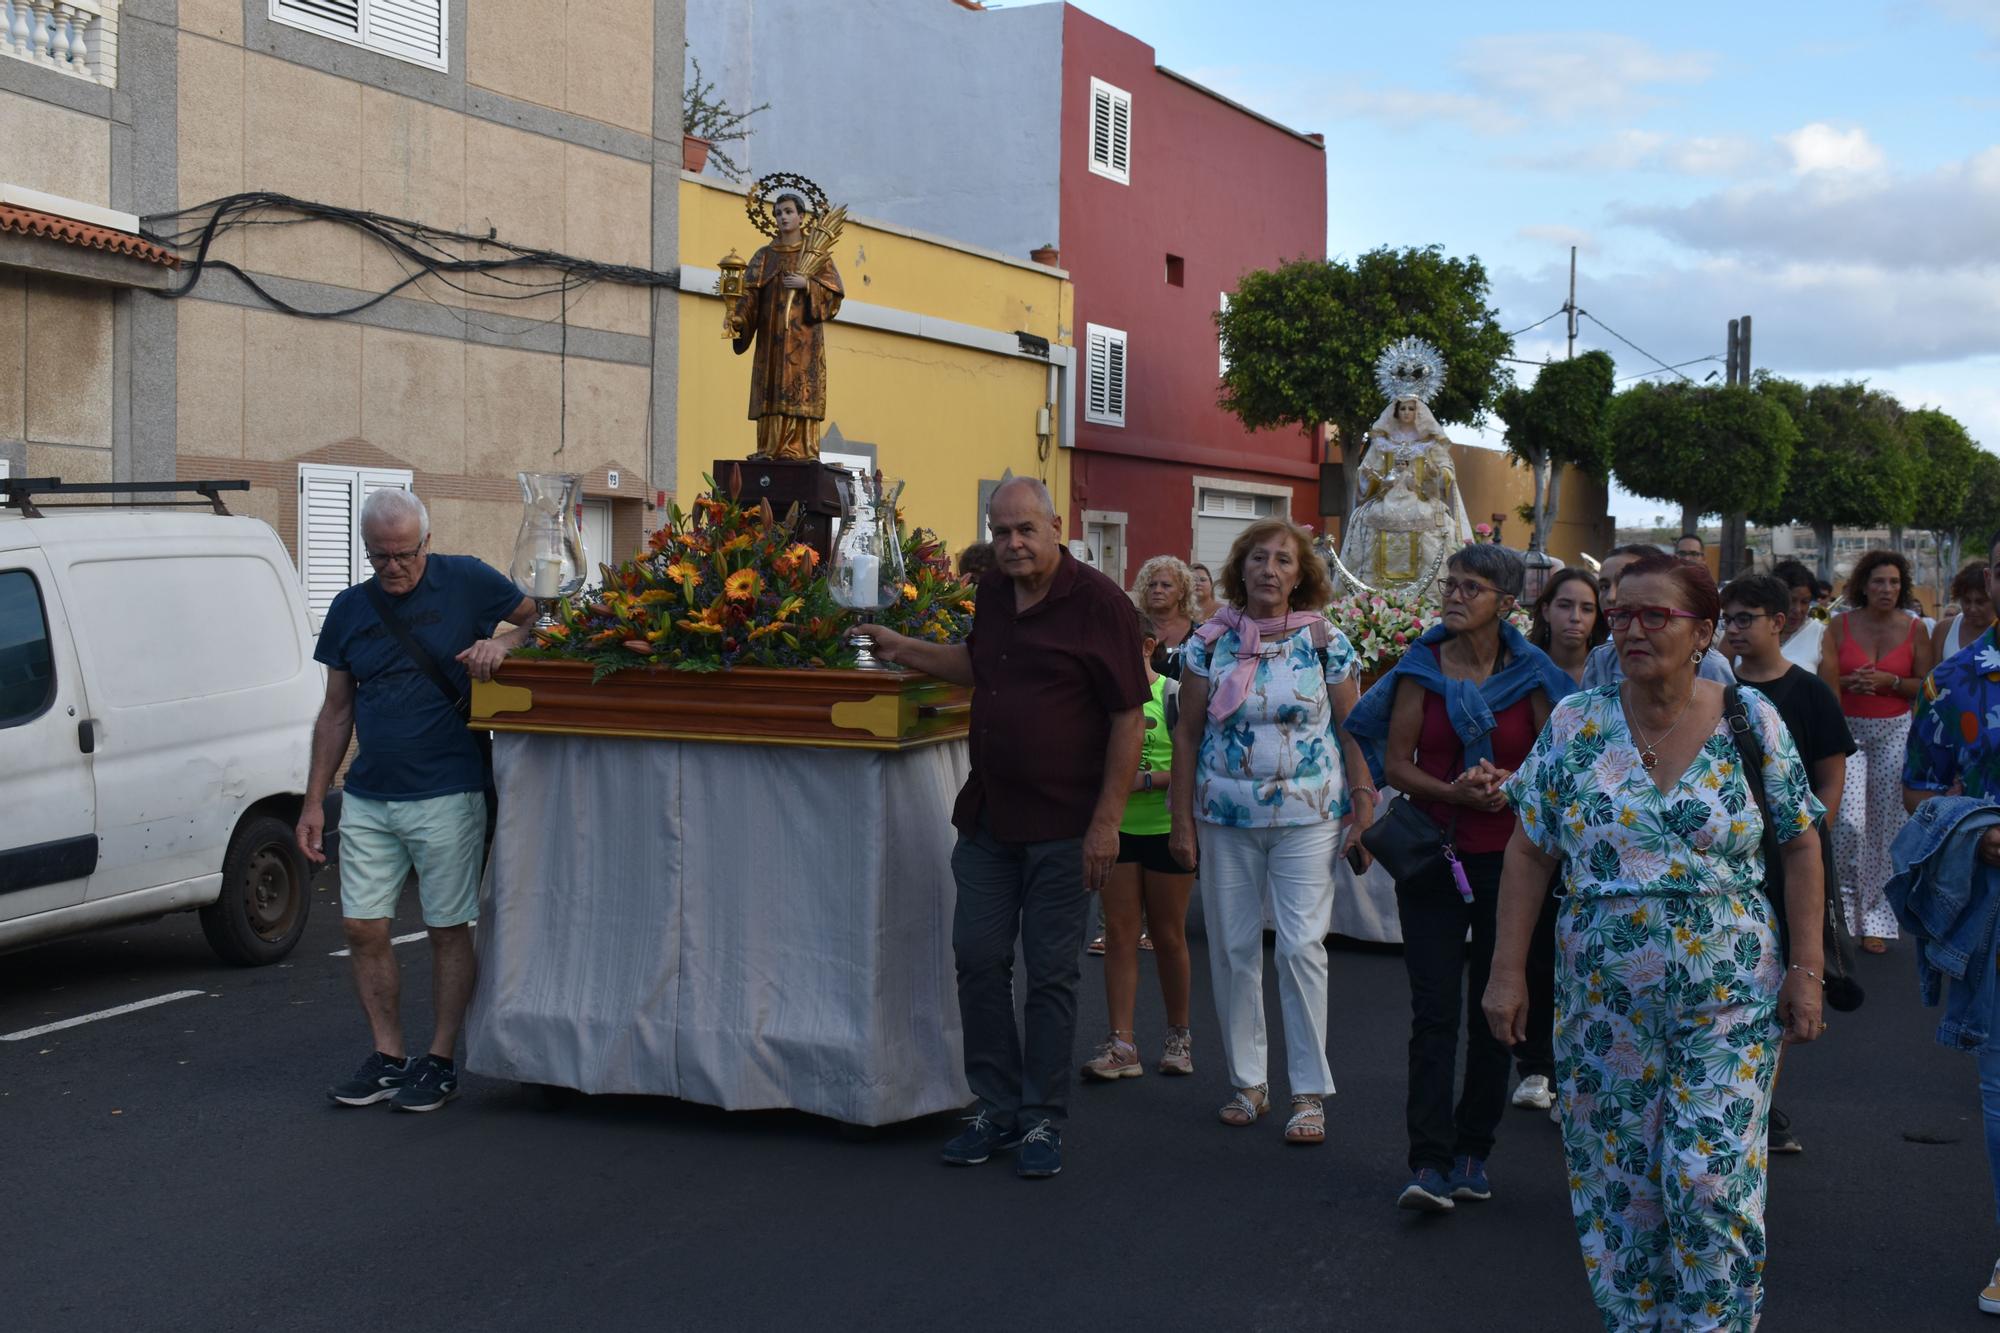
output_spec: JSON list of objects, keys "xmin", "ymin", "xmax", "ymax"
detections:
[{"xmin": 339, "ymin": 791, "xmax": 486, "ymax": 928}]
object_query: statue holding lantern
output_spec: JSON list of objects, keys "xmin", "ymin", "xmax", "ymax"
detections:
[{"xmin": 720, "ymin": 172, "xmax": 846, "ymax": 461}]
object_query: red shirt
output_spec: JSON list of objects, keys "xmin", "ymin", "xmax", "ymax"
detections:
[
  {"xmin": 1413, "ymin": 690, "xmax": 1538, "ymax": 854},
  {"xmin": 952, "ymin": 551, "xmax": 1149, "ymax": 842}
]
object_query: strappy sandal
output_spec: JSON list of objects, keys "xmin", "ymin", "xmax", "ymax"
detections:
[
  {"xmin": 1218, "ymin": 1084, "xmax": 1268, "ymax": 1126},
  {"xmin": 1284, "ymin": 1095, "xmax": 1326, "ymax": 1145}
]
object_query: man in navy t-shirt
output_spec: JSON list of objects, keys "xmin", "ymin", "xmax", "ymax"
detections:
[{"xmin": 298, "ymin": 487, "xmax": 533, "ymax": 1114}]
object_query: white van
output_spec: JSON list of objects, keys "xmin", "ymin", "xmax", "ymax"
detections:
[{"xmin": 0, "ymin": 479, "xmax": 330, "ymax": 964}]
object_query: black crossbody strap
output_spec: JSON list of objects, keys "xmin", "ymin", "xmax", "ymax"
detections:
[
  {"xmin": 362, "ymin": 579, "xmax": 469, "ymax": 719},
  {"xmin": 1723, "ymin": 684, "xmax": 1789, "ymax": 956}
]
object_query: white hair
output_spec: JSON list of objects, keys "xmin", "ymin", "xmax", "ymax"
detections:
[
  {"xmin": 987, "ymin": 476, "xmax": 1056, "ymax": 520},
  {"xmin": 360, "ymin": 486, "xmax": 430, "ymax": 541}
]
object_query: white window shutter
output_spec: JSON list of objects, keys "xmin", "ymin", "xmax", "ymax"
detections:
[
  {"xmin": 272, "ymin": 0, "xmax": 361, "ymax": 40},
  {"xmin": 1084, "ymin": 323, "xmax": 1127, "ymax": 428},
  {"xmin": 1218, "ymin": 292, "xmax": 1232, "ymax": 377},
  {"xmin": 1089, "ymin": 78, "xmax": 1132, "ymax": 185},
  {"xmin": 364, "ymin": 0, "xmax": 446, "ymax": 68},
  {"xmin": 297, "ymin": 465, "xmax": 413, "ymax": 630}
]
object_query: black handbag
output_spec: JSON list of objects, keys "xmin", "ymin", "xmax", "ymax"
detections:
[
  {"xmin": 1722, "ymin": 685, "xmax": 1864, "ymax": 1012},
  {"xmin": 1361, "ymin": 795, "xmax": 1459, "ymax": 885}
]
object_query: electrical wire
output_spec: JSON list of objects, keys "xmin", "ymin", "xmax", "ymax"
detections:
[
  {"xmin": 1617, "ymin": 356, "xmax": 1725, "ymax": 384},
  {"xmin": 1576, "ymin": 310, "xmax": 1694, "ymax": 382},
  {"xmin": 1504, "ymin": 308, "xmax": 1568, "ymax": 340}
]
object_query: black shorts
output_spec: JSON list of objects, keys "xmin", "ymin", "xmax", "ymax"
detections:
[{"xmin": 1116, "ymin": 831, "xmax": 1186, "ymax": 875}]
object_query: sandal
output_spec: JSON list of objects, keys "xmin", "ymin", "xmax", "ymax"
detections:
[
  {"xmin": 1284, "ymin": 1095, "xmax": 1326, "ymax": 1145},
  {"xmin": 1218, "ymin": 1084, "xmax": 1268, "ymax": 1126}
]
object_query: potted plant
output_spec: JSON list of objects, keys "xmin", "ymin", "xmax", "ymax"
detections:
[
  {"xmin": 682, "ymin": 53, "xmax": 769, "ymax": 181},
  {"xmin": 1030, "ymin": 243, "xmax": 1060, "ymax": 267}
]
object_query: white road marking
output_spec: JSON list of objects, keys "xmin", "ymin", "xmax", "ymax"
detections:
[
  {"xmin": 2, "ymin": 990, "xmax": 207, "ymax": 1042},
  {"xmin": 329, "ymin": 931, "xmax": 429, "ymax": 957}
]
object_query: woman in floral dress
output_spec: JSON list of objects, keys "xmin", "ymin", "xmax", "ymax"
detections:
[{"xmin": 1483, "ymin": 555, "xmax": 1829, "ymax": 1332}]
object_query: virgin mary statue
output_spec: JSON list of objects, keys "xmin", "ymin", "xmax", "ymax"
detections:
[{"xmin": 1334, "ymin": 393, "xmax": 1474, "ymax": 595}]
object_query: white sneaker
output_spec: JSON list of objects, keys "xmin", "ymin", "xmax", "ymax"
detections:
[
  {"xmin": 1512, "ymin": 1074, "xmax": 1554, "ymax": 1110},
  {"xmin": 1980, "ymin": 1259, "xmax": 2000, "ymax": 1314}
]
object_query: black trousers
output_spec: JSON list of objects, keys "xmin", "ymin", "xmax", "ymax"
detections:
[
  {"xmin": 1513, "ymin": 884, "xmax": 1560, "ymax": 1080},
  {"xmin": 1396, "ymin": 849, "xmax": 1511, "ymax": 1174}
]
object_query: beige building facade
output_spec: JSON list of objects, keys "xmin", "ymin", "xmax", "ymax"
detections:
[{"xmin": 1, "ymin": 0, "xmax": 686, "ymax": 622}]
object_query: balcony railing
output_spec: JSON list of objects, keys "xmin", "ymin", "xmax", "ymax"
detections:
[{"xmin": 2, "ymin": 0, "xmax": 117, "ymax": 87}]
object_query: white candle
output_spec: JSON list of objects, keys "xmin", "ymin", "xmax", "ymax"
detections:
[
  {"xmin": 533, "ymin": 556, "xmax": 559, "ymax": 598},
  {"xmin": 847, "ymin": 552, "xmax": 879, "ymax": 608}
]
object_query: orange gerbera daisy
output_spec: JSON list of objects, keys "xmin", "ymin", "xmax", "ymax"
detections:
[{"xmin": 724, "ymin": 568, "xmax": 761, "ymax": 602}]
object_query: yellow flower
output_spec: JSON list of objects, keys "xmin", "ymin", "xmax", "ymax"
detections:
[
  {"xmin": 720, "ymin": 533, "xmax": 753, "ymax": 554},
  {"xmin": 665, "ymin": 559, "xmax": 701, "ymax": 584},
  {"xmin": 675, "ymin": 617, "xmax": 723, "ymax": 636},
  {"xmin": 724, "ymin": 568, "xmax": 761, "ymax": 602},
  {"xmin": 900, "ymin": 582, "xmax": 919, "ymax": 602},
  {"xmin": 638, "ymin": 588, "xmax": 675, "ymax": 606}
]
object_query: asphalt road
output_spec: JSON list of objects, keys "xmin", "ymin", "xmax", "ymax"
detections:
[{"xmin": 3, "ymin": 871, "xmax": 1994, "ymax": 1332}]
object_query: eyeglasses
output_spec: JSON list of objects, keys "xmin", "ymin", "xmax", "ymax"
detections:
[
  {"xmin": 1604, "ymin": 605, "xmax": 1704, "ymax": 631},
  {"xmin": 365, "ymin": 542, "xmax": 426, "ymax": 568},
  {"xmin": 1720, "ymin": 611, "xmax": 1773, "ymax": 630},
  {"xmin": 1440, "ymin": 577, "xmax": 1498, "ymax": 602}
]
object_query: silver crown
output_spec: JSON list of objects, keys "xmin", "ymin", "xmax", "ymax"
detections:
[{"xmin": 1373, "ymin": 337, "xmax": 1447, "ymax": 404}]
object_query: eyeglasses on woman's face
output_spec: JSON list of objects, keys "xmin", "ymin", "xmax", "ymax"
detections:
[
  {"xmin": 1605, "ymin": 604, "xmax": 1704, "ymax": 632},
  {"xmin": 1440, "ymin": 577, "xmax": 1498, "ymax": 602}
]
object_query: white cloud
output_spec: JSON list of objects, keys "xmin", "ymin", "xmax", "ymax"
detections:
[
  {"xmin": 1516, "ymin": 224, "xmax": 1599, "ymax": 254},
  {"xmin": 1455, "ymin": 33, "xmax": 1714, "ymax": 121},
  {"xmin": 1777, "ymin": 122, "xmax": 1886, "ymax": 175},
  {"xmin": 1511, "ymin": 130, "xmax": 1776, "ymax": 177}
]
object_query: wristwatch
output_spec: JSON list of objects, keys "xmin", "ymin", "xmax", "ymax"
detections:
[{"xmin": 1142, "ymin": 771, "xmax": 1155, "ymax": 792}]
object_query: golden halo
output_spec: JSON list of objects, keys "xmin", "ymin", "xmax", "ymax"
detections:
[{"xmin": 746, "ymin": 172, "xmax": 829, "ymax": 237}]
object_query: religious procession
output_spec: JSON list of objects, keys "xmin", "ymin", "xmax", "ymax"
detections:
[{"xmin": 4, "ymin": 2, "xmax": 1996, "ymax": 1330}]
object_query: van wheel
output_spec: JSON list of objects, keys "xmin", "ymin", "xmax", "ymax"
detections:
[{"xmin": 199, "ymin": 814, "xmax": 311, "ymax": 965}]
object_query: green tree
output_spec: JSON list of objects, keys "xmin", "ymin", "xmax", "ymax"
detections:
[
  {"xmin": 1753, "ymin": 378, "xmax": 1913, "ymax": 581},
  {"xmin": 1955, "ymin": 449, "xmax": 2000, "ymax": 572},
  {"xmin": 1907, "ymin": 408, "xmax": 1980, "ymax": 583},
  {"xmin": 1494, "ymin": 350, "xmax": 1615, "ymax": 553},
  {"xmin": 1609, "ymin": 382, "xmax": 1798, "ymax": 537},
  {"xmin": 1216, "ymin": 246, "xmax": 1512, "ymax": 517}
]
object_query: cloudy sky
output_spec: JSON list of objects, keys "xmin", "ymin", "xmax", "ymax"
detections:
[{"xmin": 1068, "ymin": 0, "xmax": 2000, "ymax": 524}]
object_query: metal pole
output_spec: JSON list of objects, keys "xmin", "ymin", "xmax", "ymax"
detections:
[
  {"xmin": 1566, "ymin": 247, "xmax": 1577, "ymax": 360},
  {"xmin": 1726, "ymin": 319, "xmax": 1740, "ymax": 387}
]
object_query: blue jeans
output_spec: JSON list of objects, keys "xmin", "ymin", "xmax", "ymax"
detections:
[
  {"xmin": 1980, "ymin": 1048, "xmax": 2000, "ymax": 1226},
  {"xmin": 950, "ymin": 820, "xmax": 1090, "ymax": 1128}
]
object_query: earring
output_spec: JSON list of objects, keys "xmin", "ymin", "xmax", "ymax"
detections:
[{"xmin": 1691, "ymin": 650, "xmax": 1703, "ymax": 663}]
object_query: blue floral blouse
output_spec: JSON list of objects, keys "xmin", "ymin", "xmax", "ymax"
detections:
[
  {"xmin": 1182, "ymin": 623, "xmax": 1357, "ymax": 829},
  {"xmin": 1503, "ymin": 685, "xmax": 1823, "ymax": 900}
]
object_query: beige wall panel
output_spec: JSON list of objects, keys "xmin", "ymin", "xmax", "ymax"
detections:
[
  {"xmin": 564, "ymin": 146, "xmax": 650, "ymax": 268},
  {"xmin": 565, "ymin": 282, "xmax": 650, "ymax": 337},
  {"xmin": 360, "ymin": 327, "xmax": 466, "ymax": 475},
  {"xmin": 176, "ymin": 35, "xmax": 244, "ymax": 272},
  {"xmin": 0, "ymin": 92, "xmax": 109, "ymax": 205},
  {"xmin": 231, "ymin": 483, "xmax": 285, "ymax": 540},
  {"xmin": 427, "ymin": 495, "xmax": 520, "ymax": 573},
  {"xmin": 464, "ymin": 344, "xmax": 562, "ymax": 479},
  {"xmin": 0, "ymin": 273, "xmax": 24, "ymax": 442},
  {"xmin": 176, "ymin": 299, "xmax": 245, "ymax": 458},
  {"xmin": 24, "ymin": 278, "xmax": 111, "ymax": 448},
  {"xmin": 462, "ymin": 120, "xmax": 566, "ymax": 319},
  {"xmin": 179, "ymin": 0, "xmax": 243, "ymax": 45},
  {"xmin": 243, "ymin": 54, "xmax": 365, "ymax": 288},
  {"xmin": 26, "ymin": 442, "xmax": 111, "ymax": 482},
  {"xmin": 560, "ymin": 358, "xmax": 649, "ymax": 473},
  {"xmin": 359, "ymin": 88, "xmax": 468, "ymax": 305},
  {"xmin": 564, "ymin": 0, "xmax": 653, "ymax": 134},
  {"xmin": 242, "ymin": 311, "xmax": 361, "ymax": 459},
  {"xmin": 465, "ymin": 0, "xmax": 566, "ymax": 111}
]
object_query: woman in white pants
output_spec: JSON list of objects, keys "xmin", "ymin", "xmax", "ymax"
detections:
[{"xmin": 1168, "ymin": 518, "xmax": 1374, "ymax": 1145}]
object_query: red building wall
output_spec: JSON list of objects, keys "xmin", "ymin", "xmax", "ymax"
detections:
[{"xmin": 1058, "ymin": 5, "xmax": 1329, "ymax": 575}]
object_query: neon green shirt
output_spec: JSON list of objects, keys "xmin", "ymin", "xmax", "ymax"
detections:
[{"xmin": 1121, "ymin": 676, "xmax": 1174, "ymax": 836}]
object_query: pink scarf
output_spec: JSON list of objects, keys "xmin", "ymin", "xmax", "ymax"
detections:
[{"xmin": 1193, "ymin": 605, "xmax": 1329, "ymax": 720}]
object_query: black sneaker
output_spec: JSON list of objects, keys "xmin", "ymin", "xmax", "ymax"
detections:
[
  {"xmin": 1015, "ymin": 1121, "xmax": 1063, "ymax": 1178},
  {"xmin": 1768, "ymin": 1108, "xmax": 1803, "ymax": 1155},
  {"xmin": 941, "ymin": 1110, "xmax": 1021, "ymax": 1166},
  {"xmin": 328, "ymin": 1051, "xmax": 410, "ymax": 1106},
  {"xmin": 391, "ymin": 1054, "xmax": 460, "ymax": 1112}
]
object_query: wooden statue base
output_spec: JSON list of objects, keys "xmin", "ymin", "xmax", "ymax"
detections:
[{"xmin": 714, "ymin": 456, "xmax": 845, "ymax": 563}]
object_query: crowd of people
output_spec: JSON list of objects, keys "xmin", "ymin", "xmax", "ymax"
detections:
[{"xmin": 309, "ymin": 477, "xmax": 2000, "ymax": 1331}]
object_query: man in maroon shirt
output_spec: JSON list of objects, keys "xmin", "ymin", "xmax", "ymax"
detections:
[{"xmin": 861, "ymin": 477, "xmax": 1146, "ymax": 1178}]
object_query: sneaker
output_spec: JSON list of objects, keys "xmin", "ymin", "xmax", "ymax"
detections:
[
  {"xmin": 327, "ymin": 1051, "xmax": 410, "ymax": 1107},
  {"xmin": 1980, "ymin": 1259, "xmax": 2000, "ymax": 1315},
  {"xmin": 390, "ymin": 1054, "xmax": 459, "ymax": 1112},
  {"xmin": 1512, "ymin": 1074, "xmax": 1554, "ymax": 1110},
  {"xmin": 1398, "ymin": 1168, "xmax": 1455, "ymax": 1212},
  {"xmin": 1015, "ymin": 1121, "xmax": 1063, "ymax": 1178},
  {"xmin": 1767, "ymin": 1109, "xmax": 1803, "ymax": 1155},
  {"xmin": 1159, "ymin": 1026, "xmax": 1194, "ymax": 1076},
  {"xmin": 1086, "ymin": 934, "xmax": 1106, "ymax": 956},
  {"xmin": 940, "ymin": 1110, "xmax": 1022, "ymax": 1166},
  {"xmin": 1448, "ymin": 1154, "xmax": 1492, "ymax": 1202},
  {"xmin": 1081, "ymin": 1034, "xmax": 1143, "ymax": 1081}
]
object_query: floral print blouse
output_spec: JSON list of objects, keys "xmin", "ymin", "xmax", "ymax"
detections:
[
  {"xmin": 1183, "ymin": 623, "xmax": 1357, "ymax": 829},
  {"xmin": 1906, "ymin": 626, "xmax": 2000, "ymax": 801},
  {"xmin": 1503, "ymin": 685, "xmax": 1823, "ymax": 899}
]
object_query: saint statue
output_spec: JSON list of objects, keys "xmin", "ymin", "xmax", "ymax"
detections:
[
  {"xmin": 1332, "ymin": 339, "xmax": 1474, "ymax": 597},
  {"xmin": 728, "ymin": 187, "xmax": 845, "ymax": 460}
]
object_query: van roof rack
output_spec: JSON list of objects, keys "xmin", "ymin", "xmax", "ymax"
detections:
[{"xmin": 1, "ymin": 477, "xmax": 249, "ymax": 519}]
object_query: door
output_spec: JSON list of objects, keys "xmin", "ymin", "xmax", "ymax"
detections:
[
  {"xmin": 578, "ymin": 500, "xmax": 613, "ymax": 588},
  {"xmin": 0, "ymin": 552, "xmax": 96, "ymax": 922},
  {"xmin": 1084, "ymin": 517, "xmax": 1126, "ymax": 590},
  {"xmin": 1193, "ymin": 488, "xmax": 1280, "ymax": 570}
]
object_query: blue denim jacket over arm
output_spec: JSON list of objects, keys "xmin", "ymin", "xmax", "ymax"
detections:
[{"xmin": 1884, "ymin": 795, "xmax": 2000, "ymax": 1052}]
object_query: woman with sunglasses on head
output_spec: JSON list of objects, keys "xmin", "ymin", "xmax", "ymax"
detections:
[
  {"xmin": 1484, "ymin": 554, "xmax": 1827, "ymax": 1330},
  {"xmin": 1821, "ymin": 549, "xmax": 1935, "ymax": 953},
  {"xmin": 1344, "ymin": 544, "xmax": 1575, "ymax": 1210}
]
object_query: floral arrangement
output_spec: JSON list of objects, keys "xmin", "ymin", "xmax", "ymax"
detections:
[
  {"xmin": 523, "ymin": 478, "xmax": 973, "ymax": 679},
  {"xmin": 1326, "ymin": 588, "xmax": 1536, "ymax": 676}
]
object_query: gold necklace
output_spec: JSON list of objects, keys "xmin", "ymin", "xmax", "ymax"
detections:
[{"xmin": 1625, "ymin": 682, "xmax": 1697, "ymax": 772}]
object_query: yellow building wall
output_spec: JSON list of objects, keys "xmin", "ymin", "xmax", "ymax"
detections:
[{"xmin": 677, "ymin": 177, "xmax": 1072, "ymax": 558}]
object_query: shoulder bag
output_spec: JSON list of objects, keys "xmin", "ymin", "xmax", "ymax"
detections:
[
  {"xmin": 1722, "ymin": 685, "xmax": 1864, "ymax": 1012},
  {"xmin": 363, "ymin": 581, "xmax": 499, "ymax": 849}
]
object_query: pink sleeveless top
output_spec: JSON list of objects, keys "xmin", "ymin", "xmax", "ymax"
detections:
[{"xmin": 1835, "ymin": 613, "xmax": 1918, "ymax": 718}]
